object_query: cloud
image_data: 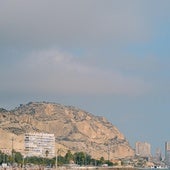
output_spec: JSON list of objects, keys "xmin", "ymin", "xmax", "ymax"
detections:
[
  {"xmin": 0, "ymin": 0, "xmax": 152, "ymax": 48},
  {"xmin": 0, "ymin": 49, "xmax": 150, "ymax": 96}
]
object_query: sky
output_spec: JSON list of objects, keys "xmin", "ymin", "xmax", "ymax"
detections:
[{"xmin": 0, "ymin": 0, "xmax": 170, "ymax": 155}]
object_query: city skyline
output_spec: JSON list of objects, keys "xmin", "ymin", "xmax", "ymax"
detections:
[{"xmin": 0, "ymin": 0, "xmax": 170, "ymax": 155}]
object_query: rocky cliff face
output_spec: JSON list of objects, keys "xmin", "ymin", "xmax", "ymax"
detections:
[{"xmin": 0, "ymin": 102, "xmax": 134, "ymax": 160}]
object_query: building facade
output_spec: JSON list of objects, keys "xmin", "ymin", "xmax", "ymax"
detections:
[
  {"xmin": 135, "ymin": 141, "xmax": 151, "ymax": 158},
  {"xmin": 165, "ymin": 142, "xmax": 170, "ymax": 166},
  {"xmin": 155, "ymin": 148, "xmax": 162, "ymax": 162},
  {"xmin": 24, "ymin": 133, "xmax": 55, "ymax": 158}
]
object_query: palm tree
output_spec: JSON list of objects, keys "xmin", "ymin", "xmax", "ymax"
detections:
[{"xmin": 45, "ymin": 150, "xmax": 49, "ymax": 158}]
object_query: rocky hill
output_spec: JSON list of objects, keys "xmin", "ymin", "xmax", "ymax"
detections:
[{"xmin": 0, "ymin": 102, "xmax": 134, "ymax": 160}]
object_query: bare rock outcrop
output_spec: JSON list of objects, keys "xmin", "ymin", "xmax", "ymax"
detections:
[{"xmin": 0, "ymin": 102, "xmax": 134, "ymax": 160}]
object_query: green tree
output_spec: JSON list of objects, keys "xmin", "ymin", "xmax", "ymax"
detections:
[
  {"xmin": 105, "ymin": 160, "xmax": 113, "ymax": 166},
  {"xmin": 45, "ymin": 150, "xmax": 49, "ymax": 158},
  {"xmin": 14, "ymin": 151, "xmax": 23, "ymax": 165},
  {"xmin": 0, "ymin": 151, "xmax": 3, "ymax": 164},
  {"xmin": 57, "ymin": 155, "xmax": 65, "ymax": 166},
  {"xmin": 100, "ymin": 157, "xmax": 105, "ymax": 164},
  {"xmin": 74, "ymin": 152, "xmax": 86, "ymax": 165},
  {"xmin": 65, "ymin": 150, "xmax": 73, "ymax": 164},
  {"xmin": 85, "ymin": 154, "xmax": 91, "ymax": 165}
]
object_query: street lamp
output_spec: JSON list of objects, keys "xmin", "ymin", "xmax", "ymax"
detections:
[
  {"xmin": 11, "ymin": 137, "xmax": 14, "ymax": 167},
  {"xmin": 22, "ymin": 155, "xmax": 25, "ymax": 170},
  {"xmin": 55, "ymin": 149, "xmax": 58, "ymax": 170}
]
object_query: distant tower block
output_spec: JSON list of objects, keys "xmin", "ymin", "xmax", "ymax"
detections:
[
  {"xmin": 165, "ymin": 141, "xmax": 170, "ymax": 166},
  {"xmin": 135, "ymin": 141, "xmax": 151, "ymax": 158}
]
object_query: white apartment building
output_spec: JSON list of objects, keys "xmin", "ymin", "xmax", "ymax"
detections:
[{"xmin": 24, "ymin": 133, "xmax": 55, "ymax": 158}]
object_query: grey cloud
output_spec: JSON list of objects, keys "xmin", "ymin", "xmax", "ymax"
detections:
[
  {"xmin": 0, "ymin": 0, "xmax": 152, "ymax": 48},
  {"xmin": 0, "ymin": 49, "xmax": 150, "ymax": 96}
]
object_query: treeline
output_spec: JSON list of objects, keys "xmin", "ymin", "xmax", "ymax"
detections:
[{"xmin": 0, "ymin": 149, "xmax": 115, "ymax": 167}]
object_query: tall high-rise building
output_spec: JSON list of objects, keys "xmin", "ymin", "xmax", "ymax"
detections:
[
  {"xmin": 24, "ymin": 133, "xmax": 55, "ymax": 158},
  {"xmin": 165, "ymin": 142, "xmax": 170, "ymax": 166},
  {"xmin": 135, "ymin": 141, "xmax": 151, "ymax": 157},
  {"xmin": 155, "ymin": 148, "xmax": 162, "ymax": 162}
]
